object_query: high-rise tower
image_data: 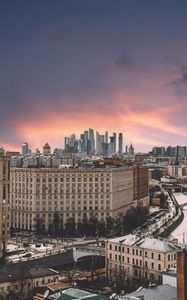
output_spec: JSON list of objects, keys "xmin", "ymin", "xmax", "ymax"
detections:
[
  {"xmin": 118, "ymin": 133, "xmax": 123, "ymax": 155},
  {"xmin": 22, "ymin": 142, "xmax": 29, "ymax": 156},
  {"xmin": 89, "ymin": 128, "xmax": 95, "ymax": 153},
  {"xmin": 113, "ymin": 132, "xmax": 116, "ymax": 154}
]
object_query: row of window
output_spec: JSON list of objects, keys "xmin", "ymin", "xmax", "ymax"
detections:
[{"xmin": 109, "ymin": 244, "xmax": 176, "ymax": 261}]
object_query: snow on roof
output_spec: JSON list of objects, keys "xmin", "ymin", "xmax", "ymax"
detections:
[
  {"xmin": 137, "ymin": 237, "xmax": 176, "ymax": 252},
  {"xmin": 124, "ymin": 284, "xmax": 176, "ymax": 300},
  {"xmin": 107, "ymin": 234, "xmax": 139, "ymax": 246},
  {"xmin": 108, "ymin": 235, "xmax": 177, "ymax": 252}
]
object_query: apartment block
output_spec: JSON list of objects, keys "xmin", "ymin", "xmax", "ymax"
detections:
[
  {"xmin": 105, "ymin": 234, "xmax": 178, "ymax": 287},
  {"xmin": 10, "ymin": 165, "xmax": 148, "ymax": 231},
  {"xmin": 0, "ymin": 151, "xmax": 10, "ymax": 257}
]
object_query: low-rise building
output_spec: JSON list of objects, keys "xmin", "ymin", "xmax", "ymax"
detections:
[
  {"xmin": 0, "ymin": 266, "xmax": 59, "ymax": 296},
  {"xmin": 48, "ymin": 288, "xmax": 109, "ymax": 300},
  {"xmin": 105, "ymin": 234, "xmax": 178, "ymax": 287}
]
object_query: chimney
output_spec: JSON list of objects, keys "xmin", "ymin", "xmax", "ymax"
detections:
[{"xmin": 177, "ymin": 250, "xmax": 187, "ymax": 300}]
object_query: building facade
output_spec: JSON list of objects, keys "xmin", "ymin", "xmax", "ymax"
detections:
[
  {"xmin": 10, "ymin": 166, "xmax": 149, "ymax": 231},
  {"xmin": 0, "ymin": 150, "xmax": 10, "ymax": 257},
  {"xmin": 0, "ymin": 266, "xmax": 59, "ymax": 296},
  {"xmin": 105, "ymin": 234, "xmax": 178, "ymax": 287}
]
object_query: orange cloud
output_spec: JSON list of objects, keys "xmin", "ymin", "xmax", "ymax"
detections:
[{"xmin": 10, "ymin": 89, "xmax": 187, "ymax": 152}]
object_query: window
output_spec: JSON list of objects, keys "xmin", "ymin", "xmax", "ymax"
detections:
[
  {"xmin": 151, "ymin": 262, "xmax": 154, "ymax": 269},
  {"xmin": 109, "ymin": 244, "xmax": 112, "ymax": 250},
  {"xmin": 158, "ymin": 264, "xmax": 161, "ymax": 271},
  {"xmin": 151, "ymin": 253, "xmax": 154, "ymax": 259},
  {"xmin": 158, "ymin": 254, "xmax": 161, "ymax": 260}
]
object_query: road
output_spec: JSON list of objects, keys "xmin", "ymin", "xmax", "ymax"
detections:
[{"xmin": 170, "ymin": 193, "xmax": 187, "ymax": 244}]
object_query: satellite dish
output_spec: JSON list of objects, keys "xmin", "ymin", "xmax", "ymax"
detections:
[{"xmin": 44, "ymin": 289, "xmax": 50, "ymax": 298}]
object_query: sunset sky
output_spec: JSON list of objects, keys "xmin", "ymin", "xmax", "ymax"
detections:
[{"xmin": 1, "ymin": 0, "xmax": 187, "ymax": 152}]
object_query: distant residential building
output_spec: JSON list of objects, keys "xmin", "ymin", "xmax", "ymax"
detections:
[
  {"xmin": 105, "ymin": 234, "xmax": 178, "ymax": 286},
  {"xmin": 166, "ymin": 146, "xmax": 177, "ymax": 157},
  {"xmin": 6, "ymin": 151, "xmax": 20, "ymax": 157},
  {"xmin": 149, "ymin": 168, "xmax": 166, "ymax": 181},
  {"xmin": 152, "ymin": 147, "xmax": 165, "ymax": 157},
  {"xmin": 176, "ymin": 145, "xmax": 187, "ymax": 157},
  {"xmin": 10, "ymin": 165, "xmax": 149, "ymax": 231},
  {"xmin": 43, "ymin": 142, "xmax": 51, "ymax": 155},
  {"xmin": 0, "ymin": 150, "xmax": 10, "ymax": 257},
  {"xmin": 167, "ymin": 165, "xmax": 177, "ymax": 177}
]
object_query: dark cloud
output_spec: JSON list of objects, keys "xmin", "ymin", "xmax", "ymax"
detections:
[
  {"xmin": 115, "ymin": 56, "xmax": 134, "ymax": 68},
  {"xmin": 172, "ymin": 66, "xmax": 187, "ymax": 86}
]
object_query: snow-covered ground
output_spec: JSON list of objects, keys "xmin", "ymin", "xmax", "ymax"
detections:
[
  {"xmin": 5, "ymin": 237, "xmax": 99, "ymax": 263},
  {"xmin": 170, "ymin": 193, "xmax": 187, "ymax": 244}
]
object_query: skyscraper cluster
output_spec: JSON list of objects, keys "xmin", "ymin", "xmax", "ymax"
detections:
[{"xmin": 64, "ymin": 129, "xmax": 124, "ymax": 156}]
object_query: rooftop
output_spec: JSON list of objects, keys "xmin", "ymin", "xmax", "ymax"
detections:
[
  {"xmin": 124, "ymin": 284, "xmax": 176, "ymax": 300},
  {"xmin": 162, "ymin": 268, "xmax": 176, "ymax": 278},
  {"xmin": 0, "ymin": 266, "xmax": 58, "ymax": 283},
  {"xmin": 108, "ymin": 235, "xmax": 177, "ymax": 252},
  {"xmin": 48, "ymin": 288, "xmax": 109, "ymax": 300}
]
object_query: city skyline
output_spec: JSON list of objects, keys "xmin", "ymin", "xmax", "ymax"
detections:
[{"xmin": 1, "ymin": 1, "xmax": 187, "ymax": 151}]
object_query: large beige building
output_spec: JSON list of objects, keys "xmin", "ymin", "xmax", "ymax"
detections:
[
  {"xmin": 0, "ymin": 150, "xmax": 10, "ymax": 257},
  {"xmin": 10, "ymin": 165, "xmax": 148, "ymax": 231},
  {"xmin": 105, "ymin": 234, "xmax": 178, "ymax": 287}
]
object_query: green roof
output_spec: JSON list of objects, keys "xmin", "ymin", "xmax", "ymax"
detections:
[{"xmin": 49, "ymin": 288, "xmax": 109, "ymax": 300}]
